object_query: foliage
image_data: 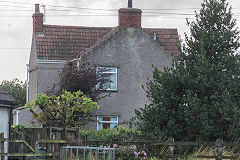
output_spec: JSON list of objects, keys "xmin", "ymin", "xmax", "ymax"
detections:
[
  {"xmin": 79, "ymin": 126, "xmax": 144, "ymax": 141},
  {"xmin": 11, "ymin": 124, "xmax": 26, "ymax": 133},
  {"xmin": 52, "ymin": 61, "xmax": 109, "ymax": 101},
  {"xmin": 135, "ymin": 0, "xmax": 240, "ymax": 141},
  {"xmin": 117, "ymin": 145, "xmax": 148, "ymax": 160},
  {"xmin": 0, "ymin": 78, "xmax": 26, "ymax": 108},
  {"xmin": 26, "ymin": 90, "xmax": 99, "ymax": 129}
]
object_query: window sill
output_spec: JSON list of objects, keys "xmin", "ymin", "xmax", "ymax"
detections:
[{"xmin": 96, "ymin": 89, "xmax": 118, "ymax": 92}]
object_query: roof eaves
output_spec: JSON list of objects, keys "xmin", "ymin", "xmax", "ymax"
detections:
[{"xmin": 0, "ymin": 88, "xmax": 16, "ymax": 105}]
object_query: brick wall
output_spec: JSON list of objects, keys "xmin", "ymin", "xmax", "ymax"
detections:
[
  {"xmin": 118, "ymin": 8, "xmax": 142, "ymax": 28},
  {"xmin": 32, "ymin": 4, "xmax": 44, "ymax": 33}
]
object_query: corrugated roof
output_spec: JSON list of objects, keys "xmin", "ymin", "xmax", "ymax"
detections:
[
  {"xmin": 35, "ymin": 25, "xmax": 179, "ymax": 60},
  {"xmin": 0, "ymin": 87, "xmax": 16, "ymax": 106}
]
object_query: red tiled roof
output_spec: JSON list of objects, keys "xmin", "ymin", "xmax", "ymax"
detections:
[
  {"xmin": 143, "ymin": 28, "xmax": 179, "ymax": 56},
  {"xmin": 79, "ymin": 27, "xmax": 120, "ymax": 58},
  {"xmin": 35, "ymin": 25, "xmax": 113, "ymax": 60},
  {"xmin": 35, "ymin": 25, "xmax": 179, "ymax": 60}
]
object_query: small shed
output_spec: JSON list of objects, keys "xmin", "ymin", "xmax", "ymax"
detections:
[{"xmin": 0, "ymin": 87, "xmax": 15, "ymax": 159}]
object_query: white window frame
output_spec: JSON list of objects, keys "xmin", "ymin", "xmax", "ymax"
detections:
[
  {"xmin": 96, "ymin": 67, "xmax": 118, "ymax": 91},
  {"xmin": 97, "ymin": 116, "xmax": 118, "ymax": 130}
]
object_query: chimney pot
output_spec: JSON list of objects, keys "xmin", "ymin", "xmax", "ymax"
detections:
[
  {"xmin": 35, "ymin": 4, "xmax": 40, "ymax": 13},
  {"xmin": 128, "ymin": 0, "xmax": 132, "ymax": 8}
]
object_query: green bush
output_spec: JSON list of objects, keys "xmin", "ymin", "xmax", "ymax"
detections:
[{"xmin": 79, "ymin": 126, "xmax": 144, "ymax": 141}]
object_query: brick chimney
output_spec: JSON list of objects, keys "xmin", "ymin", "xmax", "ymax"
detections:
[
  {"xmin": 118, "ymin": 0, "xmax": 142, "ymax": 28},
  {"xmin": 32, "ymin": 4, "xmax": 44, "ymax": 33}
]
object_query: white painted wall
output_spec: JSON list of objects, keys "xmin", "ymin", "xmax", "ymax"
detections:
[{"xmin": 0, "ymin": 106, "xmax": 10, "ymax": 160}]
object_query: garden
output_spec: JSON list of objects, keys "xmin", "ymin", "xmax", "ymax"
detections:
[{"xmin": 7, "ymin": 126, "xmax": 240, "ymax": 160}]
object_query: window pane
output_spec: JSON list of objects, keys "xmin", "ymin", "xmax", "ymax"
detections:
[
  {"xmin": 110, "ymin": 117, "xmax": 117, "ymax": 122},
  {"xmin": 103, "ymin": 117, "xmax": 111, "ymax": 121},
  {"xmin": 110, "ymin": 73, "xmax": 117, "ymax": 90},
  {"xmin": 97, "ymin": 67, "xmax": 116, "ymax": 73},
  {"xmin": 110, "ymin": 123, "xmax": 117, "ymax": 129},
  {"xmin": 102, "ymin": 74, "xmax": 112, "ymax": 90},
  {"xmin": 96, "ymin": 67, "xmax": 117, "ymax": 90},
  {"xmin": 103, "ymin": 123, "xmax": 110, "ymax": 129},
  {"xmin": 107, "ymin": 68, "xmax": 117, "ymax": 73},
  {"xmin": 98, "ymin": 116, "xmax": 103, "ymax": 121},
  {"xmin": 97, "ymin": 122, "xmax": 103, "ymax": 130}
]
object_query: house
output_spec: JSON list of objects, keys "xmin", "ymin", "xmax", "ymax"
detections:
[
  {"xmin": 26, "ymin": 1, "xmax": 179, "ymax": 129},
  {"xmin": 0, "ymin": 87, "xmax": 15, "ymax": 158}
]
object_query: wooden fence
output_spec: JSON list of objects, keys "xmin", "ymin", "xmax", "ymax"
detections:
[
  {"xmin": 1, "ymin": 127, "xmax": 240, "ymax": 160},
  {"xmin": 10, "ymin": 127, "xmax": 78, "ymax": 153},
  {"xmin": 1, "ymin": 127, "xmax": 80, "ymax": 159},
  {"xmin": 84, "ymin": 138, "xmax": 240, "ymax": 160}
]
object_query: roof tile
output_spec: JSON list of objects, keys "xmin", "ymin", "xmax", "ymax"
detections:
[
  {"xmin": 36, "ymin": 25, "xmax": 113, "ymax": 60},
  {"xmin": 143, "ymin": 28, "xmax": 179, "ymax": 55}
]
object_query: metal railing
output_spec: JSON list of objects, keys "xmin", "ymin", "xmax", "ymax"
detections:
[{"xmin": 60, "ymin": 146, "xmax": 115, "ymax": 160}]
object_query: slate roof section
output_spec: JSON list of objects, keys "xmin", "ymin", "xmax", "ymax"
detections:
[
  {"xmin": 0, "ymin": 87, "xmax": 16, "ymax": 106},
  {"xmin": 35, "ymin": 25, "xmax": 179, "ymax": 60},
  {"xmin": 36, "ymin": 25, "xmax": 113, "ymax": 60}
]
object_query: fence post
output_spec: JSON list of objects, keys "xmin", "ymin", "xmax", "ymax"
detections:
[
  {"xmin": 168, "ymin": 138, "xmax": 174, "ymax": 160},
  {"xmin": 216, "ymin": 139, "xmax": 223, "ymax": 160},
  {"xmin": 20, "ymin": 132, "xmax": 24, "ymax": 153},
  {"xmin": 35, "ymin": 133, "xmax": 40, "ymax": 154},
  {"xmin": 0, "ymin": 132, "xmax": 5, "ymax": 160},
  {"xmin": 76, "ymin": 128, "xmax": 79, "ymax": 139}
]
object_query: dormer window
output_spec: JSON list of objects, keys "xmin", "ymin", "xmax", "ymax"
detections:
[{"xmin": 96, "ymin": 67, "xmax": 117, "ymax": 91}]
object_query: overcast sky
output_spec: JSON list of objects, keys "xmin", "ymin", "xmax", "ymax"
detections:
[{"xmin": 0, "ymin": 0, "xmax": 239, "ymax": 82}]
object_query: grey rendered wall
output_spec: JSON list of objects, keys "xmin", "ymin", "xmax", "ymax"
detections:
[
  {"xmin": 13, "ymin": 108, "xmax": 36, "ymax": 126},
  {"xmin": 0, "ymin": 106, "xmax": 10, "ymax": 158},
  {"xmin": 29, "ymin": 69, "xmax": 37, "ymax": 102},
  {"xmin": 12, "ymin": 110, "xmax": 16, "ymax": 125},
  {"xmin": 37, "ymin": 62, "xmax": 65, "ymax": 95},
  {"xmin": 83, "ymin": 28, "xmax": 172, "ymax": 129},
  {"xmin": 18, "ymin": 62, "xmax": 65, "ymax": 127},
  {"xmin": 29, "ymin": 35, "xmax": 38, "ymax": 102}
]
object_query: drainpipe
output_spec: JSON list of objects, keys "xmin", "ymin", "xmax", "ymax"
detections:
[
  {"xmin": 26, "ymin": 64, "xmax": 29, "ymax": 103},
  {"xmin": 16, "ymin": 110, "xmax": 19, "ymax": 125},
  {"xmin": 8, "ymin": 106, "xmax": 14, "ymax": 154}
]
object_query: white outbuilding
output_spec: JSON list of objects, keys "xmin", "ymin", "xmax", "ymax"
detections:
[{"xmin": 0, "ymin": 87, "xmax": 15, "ymax": 160}]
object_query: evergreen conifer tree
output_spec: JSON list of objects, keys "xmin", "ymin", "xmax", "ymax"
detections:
[{"xmin": 136, "ymin": 0, "xmax": 240, "ymax": 141}]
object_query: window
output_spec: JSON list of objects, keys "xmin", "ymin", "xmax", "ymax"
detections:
[
  {"xmin": 97, "ymin": 116, "xmax": 118, "ymax": 130},
  {"xmin": 153, "ymin": 32, "xmax": 157, "ymax": 41},
  {"xmin": 96, "ymin": 67, "xmax": 117, "ymax": 91}
]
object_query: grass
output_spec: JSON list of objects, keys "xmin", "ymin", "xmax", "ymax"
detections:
[{"xmin": 177, "ymin": 144, "xmax": 240, "ymax": 160}]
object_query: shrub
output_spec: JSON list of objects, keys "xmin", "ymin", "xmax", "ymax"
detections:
[{"xmin": 79, "ymin": 126, "xmax": 144, "ymax": 141}]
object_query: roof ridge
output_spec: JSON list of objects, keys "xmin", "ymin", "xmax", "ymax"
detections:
[
  {"xmin": 44, "ymin": 24, "xmax": 114, "ymax": 29},
  {"xmin": 143, "ymin": 28, "xmax": 178, "ymax": 30}
]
